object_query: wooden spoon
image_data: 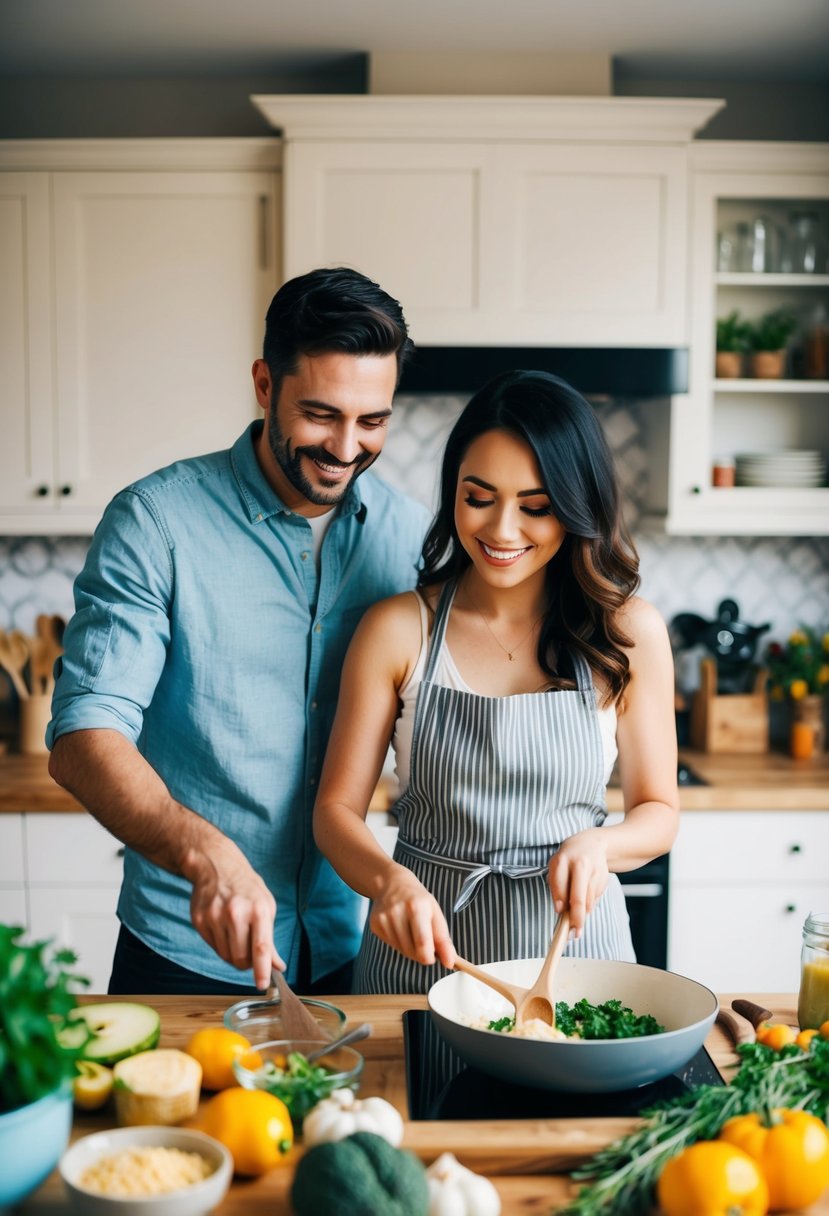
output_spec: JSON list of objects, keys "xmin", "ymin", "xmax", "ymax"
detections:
[
  {"xmin": 0, "ymin": 629, "xmax": 30, "ymax": 699},
  {"xmin": 453, "ymin": 911, "xmax": 571, "ymax": 1028},
  {"xmin": 514, "ymin": 911, "xmax": 571, "ymax": 1028},
  {"xmin": 268, "ymin": 968, "xmax": 330, "ymax": 1042}
]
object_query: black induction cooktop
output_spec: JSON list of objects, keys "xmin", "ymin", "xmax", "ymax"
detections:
[{"xmin": 403, "ymin": 1010, "xmax": 723, "ymax": 1122}]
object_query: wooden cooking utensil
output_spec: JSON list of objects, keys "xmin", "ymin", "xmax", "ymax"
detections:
[
  {"xmin": 0, "ymin": 629, "xmax": 30, "ymax": 700},
  {"xmin": 453, "ymin": 911, "xmax": 571, "ymax": 1027},
  {"xmin": 716, "ymin": 1007, "xmax": 756, "ymax": 1046},
  {"xmin": 514, "ymin": 910, "xmax": 571, "ymax": 1028},
  {"xmin": 731, "ymin": 998, "xmax": 774, "ymax": 1030},
  {"xmin": 269, "ymin": 968, "xmax": 330, "ymax": 1042}
]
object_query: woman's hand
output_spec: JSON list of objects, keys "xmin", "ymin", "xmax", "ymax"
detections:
[
  {"xmin": 369, "ymin": 862, "xmax": 457, "ymax": 969},
  {"xmin": 547, "ymin": 829, "xmax": 610, "ymax": 938}
]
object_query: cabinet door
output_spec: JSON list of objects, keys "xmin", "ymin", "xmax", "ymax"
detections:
[
  {"xmin": 0, "ymin": 173, "xmax": 55, "ymax": 515},
  {"xmin": 284, "ymin": 140, "xmax": 497, "ymax": 345},
  {"xmin": 50, "ymin": 171, "xmax": 277, "ymax": 517},
  {"xmin": 492, "ymin": 143, "xmax": 688, "ymax": 345}
]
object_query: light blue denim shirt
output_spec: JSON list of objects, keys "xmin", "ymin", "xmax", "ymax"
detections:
[{"xmin": 47, "ymin": 422, "xmax": 429, "ymax": 986}]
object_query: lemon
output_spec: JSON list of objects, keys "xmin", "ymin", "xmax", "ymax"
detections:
[{"xmin": 73, "ymin": 1059, "xmax": 114, "ymax": 1110}]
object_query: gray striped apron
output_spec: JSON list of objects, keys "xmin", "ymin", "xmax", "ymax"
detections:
[{"xmin": 353, "ymin": 580, "xmax": 634, "ymax": 995}]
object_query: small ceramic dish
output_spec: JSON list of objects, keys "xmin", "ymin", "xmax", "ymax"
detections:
[
  {"xmin": 232, "ymin": 1038, "xmax": 363, "ymax": 1127},
  {"xmin": 59, "ymin": 1125, "xmax": 232, "ymax": 1215},
  {"xmin": 223, "ymin": 996, "xmax": 346, "ymax": 1044}
]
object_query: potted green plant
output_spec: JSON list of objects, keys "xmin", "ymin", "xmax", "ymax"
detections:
[
  {"xmin": 745, "ymin": 307, "xmax": 798, "ymax": 379},
  {"xmin": 765, "ymin": 627, "xmax": 829, "ymax": 758},
  {"xmin": 715, "ymin": 310, "xmax": 750, "ymax": 378},
  {"xmin": 0, "ymin": 924, "xmax": 88, "ymax": 1207}
]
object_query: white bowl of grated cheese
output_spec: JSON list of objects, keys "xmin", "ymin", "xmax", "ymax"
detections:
[{"xmin": 59, "ymin": 1125, "xmax": 232, "ymax": 1215}]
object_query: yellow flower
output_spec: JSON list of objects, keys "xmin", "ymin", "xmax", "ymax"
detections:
[
  {"xmin": 819, "ymin": 665, "xmax": 829, "ymax": 687},
  {"xmin": 823, "ymin": 633, "xmax": 829, "ymax": 653},
  {"xmin": 789, "ymin": 630, "xmax": 808, "ymax": 646},
  {"xmin": 789, "ymin": 678, "xmax": 809, "ymax": 700}
]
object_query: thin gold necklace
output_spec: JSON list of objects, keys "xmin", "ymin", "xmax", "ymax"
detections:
[{"xmin": 471, "ymin": 601, "xmax": 543, "ymax": 661}]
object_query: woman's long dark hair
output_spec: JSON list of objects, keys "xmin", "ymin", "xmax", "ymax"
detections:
[{"xmin": 419, "ymin": 369, "xmax": 640, "ymax": 705}]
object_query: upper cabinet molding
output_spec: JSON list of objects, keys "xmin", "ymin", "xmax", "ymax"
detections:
[
  {"xmin": 251, "ymin": 95, "xmax": 725, "ymax": 144},
  {"xmin": 0, "ymin": 138, "xmax": 282, "ymax": 172}
]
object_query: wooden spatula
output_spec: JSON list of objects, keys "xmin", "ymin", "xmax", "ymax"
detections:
[
  {"xmin": 269, "ymin": 968, "xmax": 329, "ymax": 1042},
  {"xmin": 514, "ymin": 910, "xmax": 570, "ymax": 1028}
]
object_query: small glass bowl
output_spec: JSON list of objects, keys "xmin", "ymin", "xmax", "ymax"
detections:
[
  {"xmin": 232, "ymin": 1039, "xmax": 363, "ymax": 1127},
  {"xmin": 224, "ymin": 996, "xmax": 346, "ymax": 1044}
]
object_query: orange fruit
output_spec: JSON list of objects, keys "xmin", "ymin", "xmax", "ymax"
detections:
[
  {"xmin": 796, "ymin": 1028, "xmax": 820, "ymax": 1051},
  {"xmin": 755, "ymin": 1022, "xmax": 796, "ymax": 1050},
  {"xmin": 820, "ymin": 1020, "xmax": 829, "ymax": 1040},
  {"xmin": 185, "ymin": 1026, "xmax": 262, "ymax": 1090},
  {"xmin": 197, "ymin": 1086, "xmax": 293, "ymax": 1176}
]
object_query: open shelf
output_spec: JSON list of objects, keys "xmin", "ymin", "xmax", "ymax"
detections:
[{"xmin": 713, "ymin": 378, "xmax": 829, "ymax": 393}]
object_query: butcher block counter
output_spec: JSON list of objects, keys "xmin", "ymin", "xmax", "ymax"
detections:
[
  {"xmin": 1, "ymin": 750, "xmax": 828, "ymax": 813},
  {"xmin": 19, "ymin": 992, "xmax": 828, "ymax": 1215}
]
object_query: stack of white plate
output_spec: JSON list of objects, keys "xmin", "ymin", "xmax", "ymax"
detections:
[{"xmin": 734, "ymin": 450, "xmax": 826, "ymax": 488}]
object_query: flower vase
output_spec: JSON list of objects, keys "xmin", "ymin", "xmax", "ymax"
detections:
[{"xmin": 790, "ymin": 695, "xmax": 826, "ymax": 759}]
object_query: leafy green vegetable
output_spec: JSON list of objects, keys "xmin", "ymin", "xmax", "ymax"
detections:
[
  {"xmin": 557, "ymin": 1036, "xmax": 829, "ymax": 1216},
  {"xmin": 0, "ymin": 923, "xmax": 90, "ymax": 1114},
  {"xmin": 259, "ymin": 1050, "xmax": 345, "ymax": 1122},
  {"xmin": 487, "ymin": 998, "xmax": 664, "ymax": 1040}
]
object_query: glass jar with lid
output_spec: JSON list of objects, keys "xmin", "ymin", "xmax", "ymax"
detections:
[
  {"xmin": 782, "ymin": 212, "xmax": 826, "ymax": 274},
  {"xmin": 798, "ymin": 911, "xmax": 829, "ymax": 1030}
]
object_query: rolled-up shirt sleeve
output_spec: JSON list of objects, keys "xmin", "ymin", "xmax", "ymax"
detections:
[{"xmin": 47, "ymin": 489, "xmax": 173, "ymax": 748}]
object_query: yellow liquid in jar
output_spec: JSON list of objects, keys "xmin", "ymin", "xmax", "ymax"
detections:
[{"xmin": 798, "ymin": 955, "xmax": 829, "ymax": 1029}]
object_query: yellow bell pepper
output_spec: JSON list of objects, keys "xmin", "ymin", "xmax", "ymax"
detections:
[
  {"xmin": 657, "ymin": 1140, "xmax": 769, "ymax": 1216},
  {"xmin": 719, "ymin": 1108, "xmax": 829, "ymax": 1210}
]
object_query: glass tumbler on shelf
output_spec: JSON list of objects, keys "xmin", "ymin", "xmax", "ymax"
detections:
[
  {"xmin": 716, "ymin": 229, "xmax": 738, "ymax": 272},
  {"xmin": 798, "ymin": 912, "xmax": 829, "ymax": 1030},
  {"xmin": 784, "ymin": 212, "xmax": 825, "ymax": 274},
  {"xmin": 747, "ymin": 215, "xmax": 777, "ymax": 273}
]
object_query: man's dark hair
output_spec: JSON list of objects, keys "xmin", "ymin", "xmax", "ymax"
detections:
[{"xmin": 263, "ymin": 267, "xmax": 413, "ymax": 400}]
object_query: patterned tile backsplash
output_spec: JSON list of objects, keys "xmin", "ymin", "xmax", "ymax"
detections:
[{"xmin": 1, "ymin": 395, "xmax": 827, "ymax": 648}]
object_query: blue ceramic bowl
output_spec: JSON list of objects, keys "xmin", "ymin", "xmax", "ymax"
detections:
[{"xmin": 0, "ymin": 1084, "xmax": 73, "ymax": 1207}]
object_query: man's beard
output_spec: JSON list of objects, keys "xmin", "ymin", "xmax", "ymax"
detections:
[{"xmin": 267, "ymin": 412, "xmax": 377, "ymax": 507}]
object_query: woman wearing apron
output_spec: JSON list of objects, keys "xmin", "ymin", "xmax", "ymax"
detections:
[{"xmin": 314, "ymin": 370, "xmax": 679, "ymax": 994}]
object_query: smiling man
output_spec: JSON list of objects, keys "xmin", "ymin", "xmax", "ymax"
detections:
[{"xmin": 47, "ymin": 267, "xmax": 429, "ymax": 997}]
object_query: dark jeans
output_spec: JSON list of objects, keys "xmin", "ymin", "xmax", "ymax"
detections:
[{"xmin": 108, "ymin": 924, "xmax": 355, "ymax": 997}]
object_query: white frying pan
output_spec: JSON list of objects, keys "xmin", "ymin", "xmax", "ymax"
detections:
[{"xmin": 428, "ymin": 957, "xmax": 718, "ymax": 1093}]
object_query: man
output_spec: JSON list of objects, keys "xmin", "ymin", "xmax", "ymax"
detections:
[{"xmin": 47, "ymin": 267, "xmax": 429, "ymax": 996}]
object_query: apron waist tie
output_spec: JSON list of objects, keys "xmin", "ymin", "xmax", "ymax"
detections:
[{"xmin": 396, "ymin": 837, "xmax": 554, "ymax": 914}]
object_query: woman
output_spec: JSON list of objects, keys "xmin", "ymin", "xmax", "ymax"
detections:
[{"xmin": 313, "ymin": 370, "xmax": 679, "ymax": 994}]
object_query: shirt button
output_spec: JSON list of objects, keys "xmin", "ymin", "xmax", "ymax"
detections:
[
  {"xmin": 301, "ymin": 551, "xmax": 309, "ymax": 561},
  {"xmin": 311, "ymin": 701, "xmax": 318, "ymax": 710},
  {"xmin": 314, "ymin": 623, "xmax": 322, "ymax": 633},
  {"xmin": 256, "ymin": 513, "xmax": 263, "ymax": 522},
  {"xmin": 309, "ymin": 776, "xmax": 317, "ymax": 786}
]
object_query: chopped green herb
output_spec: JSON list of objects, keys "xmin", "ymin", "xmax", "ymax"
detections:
[
  {"xmin": 487, "ymin": 998, "xmax": 664, "ymax": 1040},
  {"xmin": 258, "ymin": 1051, "xmax": 343, "ymax": 1123}
]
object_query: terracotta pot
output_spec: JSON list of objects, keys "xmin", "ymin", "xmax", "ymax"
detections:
[
  {"xmin": 750, "ymin": 349, "xmax": 787, "ymax": 379},
  {"xmin": 715, "ymin": 351, "xmax": 743, "ymax": 379},
  {"xmin": 790, "ymin": 695, "xmax": 826, "ymax": 759}
]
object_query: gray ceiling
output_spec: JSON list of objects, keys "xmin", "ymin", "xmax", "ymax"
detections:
[{"xmin": 2, "ymin": 0, "xmax": 828, "ymax": 83}]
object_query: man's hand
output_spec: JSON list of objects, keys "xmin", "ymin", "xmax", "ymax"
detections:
[
  {"xmin": 369, "ymin": 862, "xmax": 456, "ymax": 970},
  {"xmin": 184, "ymin": 837, "xmax": 284, "ymax": 990},
  {"xmin": 182, "ymin": 841, "xmax": 282, "ymax": 992}
]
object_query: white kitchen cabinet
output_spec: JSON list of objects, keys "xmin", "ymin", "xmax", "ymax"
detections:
[
  {"xmin": 11, "ymin": 813, "xmax": 124, "ymax": 992},
  {"xmin": 668, "ymin": 810, "xmax": 829, "ymax": 992},
  {"xmin": 0, "ymin": 140, "xmax": 281, "ymax": 535},
  {"xmin": 265, "ymin": 96, "xmax": 720, "ymax": 348},
  {"xmin": 663, "ymin": 142, "xmax": 829, "ymax": 536},
  {"xmin": 0, "ymin": 815, "xmax": 26, "ymax": 928}
]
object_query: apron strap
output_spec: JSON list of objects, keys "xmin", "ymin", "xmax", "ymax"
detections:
[
  {"xmin": 396, "ymin": 837, "xmax": 554, "ymax": 914},
  {"xmin": 422, "ymin": 579, "xmax": 457, "ymax": 684}
]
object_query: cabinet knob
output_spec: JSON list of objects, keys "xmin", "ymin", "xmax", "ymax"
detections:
[
  {"xmin": 785, "ymin": 903, "xmax": 797, "ymax": 913},
  {"xmin": 690, "ymin": 485, "xmax": 702, "ymax": 495},
  {"xmin": 36, "ymin": 484, "xmax": 50, "ymax": 497},
  {"xmin": 789, "ymin": 843, "xmax": 802, "ymax": 854},
  {"xmin": 59, "ymin": 484, "xmax": 72, "ymax": 496},
  {"xmin": 115, "ymin": 847, "xmax": 125, "ymax": 858}
]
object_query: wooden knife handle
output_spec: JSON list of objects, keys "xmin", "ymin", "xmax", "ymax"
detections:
[
  {"xmin": 716, "ymin": 1008, "xmax": 756, "ymax": 1046},
  {"xmin": 731, "ymin": 998, "xmax": 773, "ymax": 1029}
]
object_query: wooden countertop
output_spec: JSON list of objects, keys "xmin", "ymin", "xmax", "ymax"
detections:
[
  {"xmin": 20, "ymin": 992, "xmax": 826, "ymax": 1216},
  {"xmin": 2, "ymin": 750, "xmax": 827, "ymax": 814}
]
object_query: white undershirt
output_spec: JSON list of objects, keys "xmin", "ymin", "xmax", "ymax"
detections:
[
  {"xmin": 392, "ymin": 592, "xmax": 618, "ymax": 791},
  {"xmin": 306, "ymin": 509, "xmax": 334, "ymax": 568}
]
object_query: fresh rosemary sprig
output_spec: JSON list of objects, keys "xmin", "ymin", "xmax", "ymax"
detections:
[{"xmin": 556, "ymin": 1039, "xmax": 829, "ymax": 1216}]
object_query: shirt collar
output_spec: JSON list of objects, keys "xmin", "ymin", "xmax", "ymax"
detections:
[{"xmin": 230, "ymin": 421, "xmax": 366, "ymax": 526}]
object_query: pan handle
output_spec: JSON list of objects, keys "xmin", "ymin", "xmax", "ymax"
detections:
[{"xmin": 716, "ymin": 1008, "xmax": 756, "ymax": 1046}]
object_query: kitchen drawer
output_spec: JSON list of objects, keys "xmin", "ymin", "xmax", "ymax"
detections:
[
  {"xmin": 669, "ymin": 880, "xmax": 826, "ymax": 992},
  {"xmin": 670, "ymin": 811, "xmax": 829, "ymax": 884},
  {"xmin": 25, "ymin": 813, "xmax": 123, "ymax": 885},
  {"xmin": 0, "ymin": 815, "xmax": 25, "ymax": 884}
]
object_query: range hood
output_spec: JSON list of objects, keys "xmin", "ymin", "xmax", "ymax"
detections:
[
  {"xmin": 252, "ymin": 94, "xmax": 723, "ymax": 399},
  {"xmin": 398, "ymin": 345, "xmax": 688, "ymax": 397}
]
